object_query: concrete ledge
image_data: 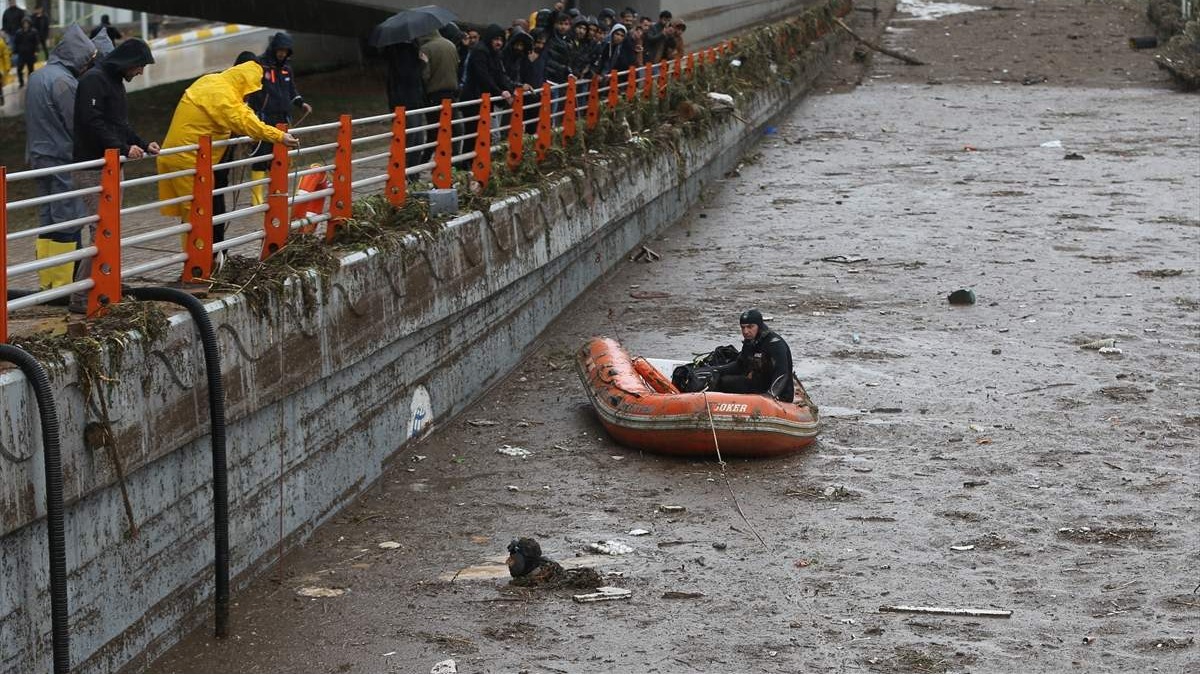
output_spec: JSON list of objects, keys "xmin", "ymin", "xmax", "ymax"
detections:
[{"xmin": 0, "ymin": 28, "xmax": 843, "ymax": 673}]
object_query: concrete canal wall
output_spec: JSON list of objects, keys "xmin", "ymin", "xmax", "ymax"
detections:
[{"xmin": 0, "ymin": 21, "xmax": 846, "ymax": 674}]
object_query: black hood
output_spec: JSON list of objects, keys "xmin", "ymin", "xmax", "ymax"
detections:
[
  {"xmin": 481, "ymin": 23, "xmax": 505, "ymax": 45},
  {"xmin": 438, "ymin": 21, "xmax": 462, "ymax": 42},
  {"xmin": 265, "ymin": 31, "xmax": 294, "ymax": 61},
  {"xmin": 740, "ymin": 308, "xmax": 768, "ymax": 334},
  {"xmin": 504, "ymin": 29, "xmax": 532, "ymax": 52},
  {"xmin": 102, "ymin": 38, "xmax": 154, "ymax": 72}
]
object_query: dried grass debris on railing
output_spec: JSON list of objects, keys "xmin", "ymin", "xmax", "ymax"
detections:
[{"xmin": 208, "ymin": 234, "xmax": 340, "ymax": 320}]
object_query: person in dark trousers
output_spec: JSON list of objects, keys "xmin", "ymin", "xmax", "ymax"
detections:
[
  {"xmin": 13, "ymin": 14, "xmax": 36, "ymax": 85},
  {"xmin": 384, "ymin": 40, "xmax": 425, "ymax": 169},
  {"xmin": 418, "ymin": 28, "xmax": 459, "ymax": 165},
  {"xmin": 1, "ymin": 0, "xmax": 24, "ymax": 51},
  {"xmin": 71, "ymin": 37, "xmax": 157, "ymax": 313},
  {"xmin": 29, "ymin": 3, "xmax": 46, "ymax": 58},
  {"xmin": 89, "ymin": 14, "xmax": 121, "ymax": 43},
  {"xmin": 711, "ymin": 309, "xmax": 796, "ymax": 401},
  {"xmin": 245, "ymin": 32, "xmax": 311, "ymax": 205}
]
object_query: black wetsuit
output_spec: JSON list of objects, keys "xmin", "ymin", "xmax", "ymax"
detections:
[{"xmin": 715, "ymin": 328, "xmax": 794, "ymax": 401}]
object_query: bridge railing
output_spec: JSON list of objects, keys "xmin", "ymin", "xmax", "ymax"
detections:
[{"xmin": 2, "ymin": 42, "xmax": 742, "ymax": 342}]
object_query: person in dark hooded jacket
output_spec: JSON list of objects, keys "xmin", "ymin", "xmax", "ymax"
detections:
[
  {"xmin": 462, "ymin": 23, "xmax": 523, "ymax": 104},
  {"xmin": 542, "ymin": 11, "xmax": 572, "ymax": 83},
  {"xmin": 500, "ymin": 28, "xmax": 533, "ymax": 85},
  {"xmin": 594, "ymin": 23, "xmax": 632, "ymax": 77},
  {"xmin": 13, "ymin": 15, "xmax": 37, "ymax": 86},
  {"xmin": 71, "ymin": 37, "xmax": 157, "ymax": 313},
  {"xmin": 383, "ymin": 40, "xmax": 425, "ymax": 169},
  {"xmin": 245, "ymin": 32, "xmax": 311, "ymax": 204},
  {"xmin": 710, "ymin": 309, "xmax": 795, "ymax": 400}
]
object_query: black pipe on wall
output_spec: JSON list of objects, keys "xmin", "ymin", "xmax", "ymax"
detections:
[
  {"xmin": 122, "ymin": 287, "xmax": 231, "ymax": 637},
  {"xmin": 0, "ymin": 344, "xmax": 70, "ymax": 673}
]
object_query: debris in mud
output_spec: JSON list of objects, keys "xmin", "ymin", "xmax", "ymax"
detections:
[
  {"xmin": 467, "ymin": 419, "xmax": 499, "ymax": 427},
  {"xmin": 1040, "ymin": 140, "xmax": 1063, "ymax": 148},
  {"xmin": 506, "ymin": 537, "xmax": 605, "ymax": 588},
  {"xmin": 1100, "ymin": 385, "xmax": 1154, "ymax": 402},
  {"xmin": 1098, "ymin": 347, "xmax": 1124, "ymax": 356},
  {"xmin": 712, "ymin": 542, "xmax": 728, "ymax": 550},
  {"xmin": 1056, "ymin": 526, "xmax": 1159, "ymax": 545},
  {"xmin": 658, "ymin": 504, "xmax": 687, "ymax": 513},
  {"xmin": 1142, "ymin": 637, "xmax": 1195, "ymax": 650},
  {"xmin": 949, "ymin": 544, "xmax": 975, "ymax": 551},
  {"xmin": 430, "ymin": 658, "xmax": 458, "ymax": 674},
  {"xmin": 1064, "ymin": 152, "xmax": 1085, "ymax": 160},
  {"xmin": 573, "ymin": 586, "xmax": 632, "ymax": 603},
  {"xmin": 1080, "ymin": 338, "xmax": 1117, "ymax": 350},
  {"xmin": 947, "ymin": 288, "xmax": 976, "ymax": 305},
  {"xmin": 880, "ymin": 605, "xmax": 1012, "ymax": 618},
  {"xmin": 588, "ymin": 540, "xmax": 634, "ymax": 555},
  {"xmin": 794, "ymin": 558, "xmax": 816, "ymax": 568},
  {"xmin": 496, "ymin": 445, "xmax": 533, "ymax": 458},
  {"xmin": 296, "ymin": 586, "xmax": 346, "ymax": 598},
  {"xmin": 1136, "ymin": 268, "xmax": 1185, "ymax": 278},
  {"xmin": 848, "ymin": 516, "xmax": 897, "ymax": 522},
  {"xmin": 630, "ymin": 245, "xmax": 662, "ymax": 263},
  {"xmin": 787, "ymin": 484, "xmax": 861, "ymax": 501},
  {"xmin": 378, "ymin": 541, "xmax": 402, "ymax": 550},
  {"xmin": 821, "ymin": 254, "xmax": 868, "ymax": 264},
  {"xmin": 662, "ymin": 591, "xmax": 706, "ymax": 599},
  {"xmin": 830, "ymin": 349, "xmax": 907, "ymax": 360},
  {"xmin": 630, "ymin": 290, "xmax": 671, "ymax": 300},
  {"xmin": 627, "ymin": 528, "xmax": 651, "ymax": 536},
  {"xmin": 963, "ymin": 480, "xmax": 989, "ymax": 488}
]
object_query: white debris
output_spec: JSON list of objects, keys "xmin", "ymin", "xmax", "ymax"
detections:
[
  {"xmin": 1040, "ymin": 139, "xmax": 1063, "ymax": 148},
  {"xmin": 950, "ymin": 544, "xmax": 975, "ymax": 551},
  {"xmin": 496, "ymin": 445, "xmax": 533, "ymax": 458},
  {"xmin": 296, "ymin": 586, "xmax": 346, "ymax": 598},
  {"xmin": 658, "ymin": 504, "xmax": 686, "ymax": 513},
  {"xmin": 1080, "ymin": 338, "xmax": 1116, "ymax": 350},
  {"xmin": 467, "ymin": 419, "xmax": 499, "ymax": 427},
  {"xmin": 431, "ymin": 659, "xmax": 458, "ymax": 674},
  {"xmin": 1098, "ymin": 347, "xmax": 1124, "ymax": 356},
  {"xmin": 707, "ymin": 92, "xmax": 735, "ymax": 107},
  {"xmin": 573, "ymin": 586, "xmax": 633, "ymax": 603},
  {"xmin": 898, "ymin": 0, "xmax": 983, "ymax": 20},
  {"xmin": 506, "ymin": 485, "xmax": 520, "ymax": 492},
  {"xmin": 628, "ymin": 528, "xmax": 651, "ymax": 536},
  {"xmin": 589, "ymin": 540, "xmax": 634, "ymax": 555},
  {"xmin": 378, "ymin": 541, "xmax": 402, "ymax": 550}
]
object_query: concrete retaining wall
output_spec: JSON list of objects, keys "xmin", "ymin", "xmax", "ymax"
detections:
[{"xmin": 0, "ymin": 26, "xmax": 844, "ymax": 673}]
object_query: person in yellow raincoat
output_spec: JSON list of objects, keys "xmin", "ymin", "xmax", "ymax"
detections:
[
  {"xmin": 157, "ymin": 60, "xmax": 299, "ymax": 241},
  {"xmin": 0, "ymin": 35, "xmax": 11, "ymax": 105}
]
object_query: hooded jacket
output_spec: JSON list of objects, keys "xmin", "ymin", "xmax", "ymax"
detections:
[
  {"xmin": 418, "ymin": 30, "xmax": 459, "ymax": 96},
  {"xmin": 500, "ymin": 29, "xmax": 532, "ymax": 85},
  {"xmin": 157, "ymin": 60, "xmax": 287, "ymax": 217},
  {"xmin": 569, "ymin": 16, "xmax": 599, "ymax": 78},
  {"xmin": 542, "ymin": 12, "xmax": 573, "ymax": 83},
  {"xmin": 74, "ymin": 38, "xmax": 154, "ymax": 161},
  {"xmin": 461, "ymin": 24, "xmax": 514, "ymax": 101},
  {"xmin": 25, "ymin": 24, "xmax": 102, "ymax": 163},
  {"xmin": 593, "ymin": 24, "xmax": 631, "ymax": 77},
  {"xmin": 247, "ymin": 32, "xmax": 304, "ymax": 125}
]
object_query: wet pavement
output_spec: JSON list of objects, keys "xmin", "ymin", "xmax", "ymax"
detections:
[{"xmin": 152, "ymin": 2, "xmax": 1199, "ymax": 673}]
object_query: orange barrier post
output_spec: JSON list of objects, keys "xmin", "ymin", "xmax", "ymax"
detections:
[
  {"xmin": 688, "ymin": 51, "xmax": 696, "ymax": 75},
  {"xmin": 261, "ymin": 123, "xmax": 290, "ymax": 259},
  {"xmin": 535, "ymin": 82, "xmax": 552, "ymax": 162},
  {"xmin": 472, "ymin": 93, "xmax": 492, "ymax": 188},
  {"xmin": 89, "ymin": 148, "xmax": 122, "ymax": 315},
  {"xmin": 673, "ymin": 55, "xmax": 682, "ymax": 80},
  {"xmin": 625, "ymin": 66, "xmax": 637, "ymax": 102},
  {"xmin": 658, "ymin": 59, "xmax": 669, "ymax": 97},
  {"xmin": 328, "ymin": 114, "xmax": 354, "ymax": 243},
  {"xmin": 0, "ymin": 167, "xmax": 7, "ymax": 342},
  {"xmin": 587, "ymin": 75, "xmax": 602, "ymax": 130},
  {"xmin": 562, "ymin": 76, "xmax": 578, "ymax": 146},
  {"xmin": 386, "ymin": 107, "xmax": 407, "ymax": 206},
  {"xmin": 432, "ymin": 99, "xmax": 453, "ymax": 189},
  {"xmin": 507, "ymin": 88, "xmax": 524, "ymax": 170},
  {"xmin": 607, "ymin": 70, "xmax": 619, "ymax": 110},
  {"xmin": 708, "ymin": 47, "xmax": 716, "ymax": 64},
  {"xmin": 183, "ymin": 135, "xmax": 214, "ymax": 282},
  {"xmin": 642, "ymin": 64, "xmax": 653, "ymax": 100}
]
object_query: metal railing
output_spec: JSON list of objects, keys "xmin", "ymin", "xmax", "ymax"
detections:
[{"xmin": 2, "ymin": 4, "xmax": 855, "ymax": 343}]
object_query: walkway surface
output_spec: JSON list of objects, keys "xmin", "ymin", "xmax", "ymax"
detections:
[{"xmin": 152, "ymin": 1, "xmax": 1198, "ymax": 672}]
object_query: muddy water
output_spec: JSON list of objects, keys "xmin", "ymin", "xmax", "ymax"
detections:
[{"xmin": 153, "ymin": 13, "xmax": 1198, "ymax": 675}]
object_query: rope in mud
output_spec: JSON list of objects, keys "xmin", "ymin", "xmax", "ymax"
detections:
[{"xmin": 701, "ymin": 389, "xmax": 768, "ymax": 549}]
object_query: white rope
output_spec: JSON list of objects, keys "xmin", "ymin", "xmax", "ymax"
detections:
[{"xmin": 702, "ymin": 388, "xmax": 768, "ymax": 549}]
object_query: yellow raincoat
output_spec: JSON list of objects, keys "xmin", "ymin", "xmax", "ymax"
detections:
[
  {"xmin": 157, "ymin": 61, "xmax": 287, "ymax": 217},
  {"xmin": 0, "ymin": 39, "xmax": 12, "ymax": 88}
]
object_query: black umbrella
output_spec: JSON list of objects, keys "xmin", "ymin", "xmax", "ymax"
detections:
[{"xmin": 368, "ymin": 5, "xmax": 458, "ymax": 47}]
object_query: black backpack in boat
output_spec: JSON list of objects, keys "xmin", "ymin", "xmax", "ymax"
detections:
[{"xmin": 671, "ymin": 345, "xmax": 740, "ymax": 393}]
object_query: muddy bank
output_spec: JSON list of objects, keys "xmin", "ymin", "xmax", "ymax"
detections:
[{"xmin": 153, "ymin": 2, "xmax": 1198, "ymax": 673}]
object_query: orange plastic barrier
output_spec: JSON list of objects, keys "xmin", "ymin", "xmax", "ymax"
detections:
[
  {"xmin": 386, "ymin": 106, "xmax": 407, "ymax": 206},
  {"xmin": 473, "ymin": 93, "xmax": 492, "ymax": 187},
  {"xmin": 432, "ymin": 99, "xmax": 453, "ymax": 189},
  {"xmin": 536, "ymin": 82, "xmax": 552, "ymax": 162},
  {"xmin": 183, "ymin": 135, "xmax": 214, "ymax": 282},
  {"xmin": 507, "ymin": 89, "xmax": 524, "ymax": 170},
  {"xmin": 90, "ymin": 148, "xmax": 123, "ymax": 316},
  {"xmin": 563, "ymin": 76, "xmax": 578, "ymax": 146},
  {"xmin": 328, "ymin": 114, "xmax": 354, "ymax": 242}
]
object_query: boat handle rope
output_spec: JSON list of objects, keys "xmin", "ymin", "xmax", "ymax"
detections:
[{"xmin": 701, "ymin": 389, "xmax": 768, "ymax": 550}]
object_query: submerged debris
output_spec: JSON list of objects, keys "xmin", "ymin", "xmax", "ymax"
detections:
[{"xmin": 506, "ymin": 537, "xmax": 604, "ymax": 588}]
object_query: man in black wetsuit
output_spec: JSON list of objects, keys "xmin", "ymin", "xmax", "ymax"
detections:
[{"xmin": 713, "ymin": 309, "xmax": 795, "ymax": 401}]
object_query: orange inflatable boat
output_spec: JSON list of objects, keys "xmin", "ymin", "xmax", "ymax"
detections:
[{"xmin": 575, "ymin": 337, "xmax": 819, "ymax": 458}]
